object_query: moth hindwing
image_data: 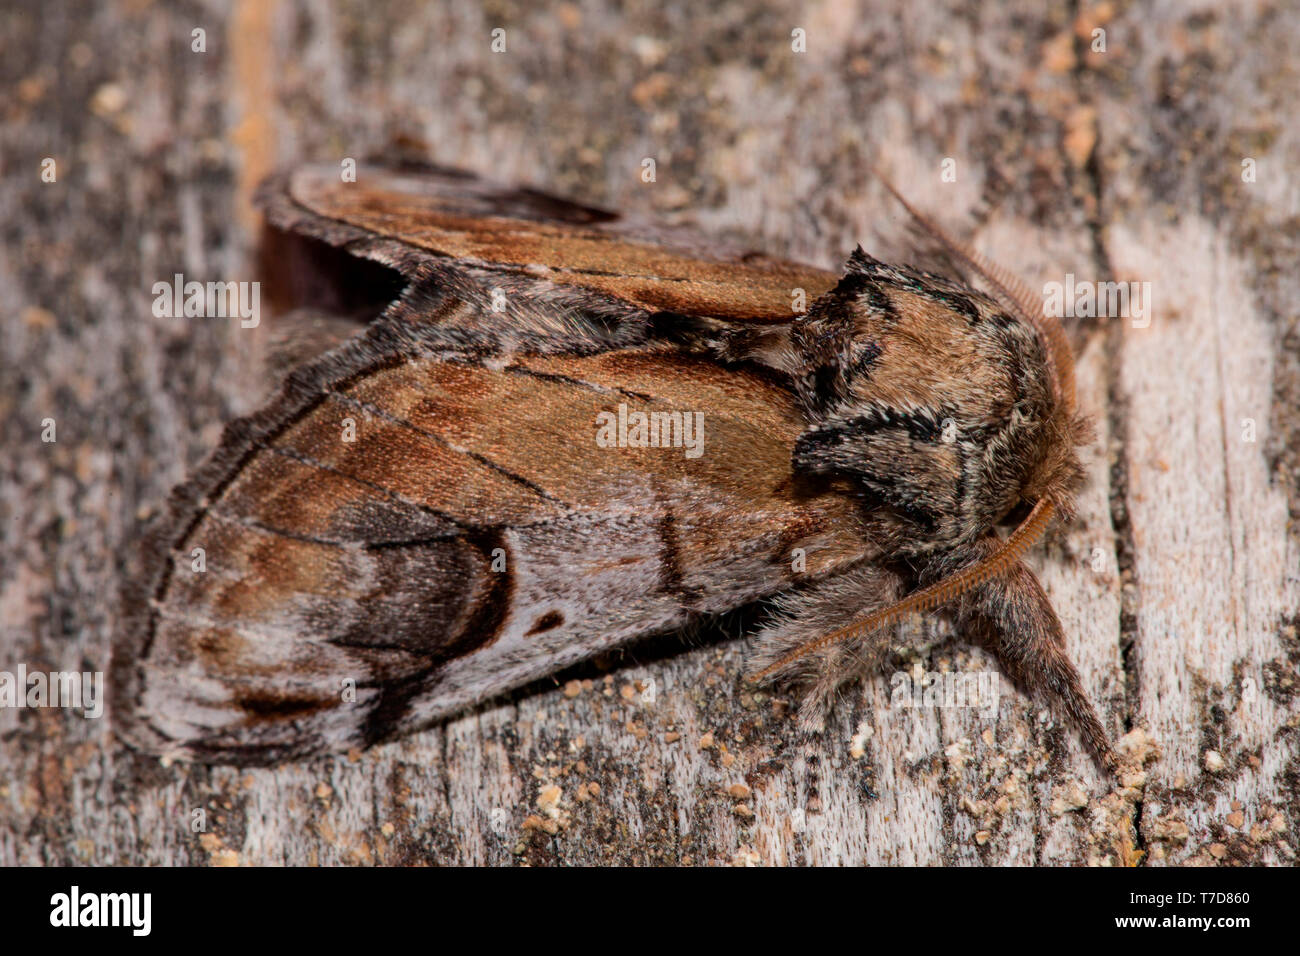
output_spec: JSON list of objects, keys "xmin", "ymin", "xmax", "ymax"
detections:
[{"xmin": 114, "ymin": 162, "xmax": 1114, "ymax": 771}]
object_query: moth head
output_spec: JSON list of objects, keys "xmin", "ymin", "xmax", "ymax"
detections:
[{"xmin": 1013, "ymin": 399, "xmax": 1093, "ymax": 524}]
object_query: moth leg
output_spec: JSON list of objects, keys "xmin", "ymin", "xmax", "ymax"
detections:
[
  {"xmin": 747, "ymin": 564, "xmax": 907, "ymax": 732},
  {"xmin": 941, "ymin": 546, "xmax": 1119, "ymax": 772}
]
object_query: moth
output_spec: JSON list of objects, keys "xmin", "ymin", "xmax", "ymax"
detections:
[{"xmin": 113, "ymin": 161, "xmax": 1116, "ymax": 771}]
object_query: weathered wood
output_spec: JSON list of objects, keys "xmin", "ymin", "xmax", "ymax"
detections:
[{"xmin": 1, "ymin": 0, "xmax": 1296, "ymax": 866}]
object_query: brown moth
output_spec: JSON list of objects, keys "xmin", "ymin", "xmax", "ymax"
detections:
[{"xmin": 112, "ymin": 162, "xmax": 1116, "ymax": 770}]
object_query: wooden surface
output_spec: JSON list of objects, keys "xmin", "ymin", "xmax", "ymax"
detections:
[{"xmin": 2, "ymin": 0, "xmax": 1297, "ymax": 866}]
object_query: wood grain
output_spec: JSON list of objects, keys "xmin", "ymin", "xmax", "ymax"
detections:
[{"xmin": 1, "ymin": 0, "xmax": 1295, "ymax": 865}]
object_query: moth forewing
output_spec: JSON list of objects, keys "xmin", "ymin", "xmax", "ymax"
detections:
[
  {"xmin": 267, "ymin": 163, "xmax": 839, "ymax": 322},
  {"xmin": 114, "ymin": 295, "xmax": 874, "ymax": 764}
]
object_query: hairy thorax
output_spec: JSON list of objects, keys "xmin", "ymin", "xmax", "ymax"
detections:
[{"xmin": 779, "ymin": 249, "xmax": 1086, "ymax": 555}]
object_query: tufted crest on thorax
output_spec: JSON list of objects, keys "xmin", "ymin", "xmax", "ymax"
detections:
[{"xmin": 786, "ymin": 248, "xmax": 1085, "ymax": 553}]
